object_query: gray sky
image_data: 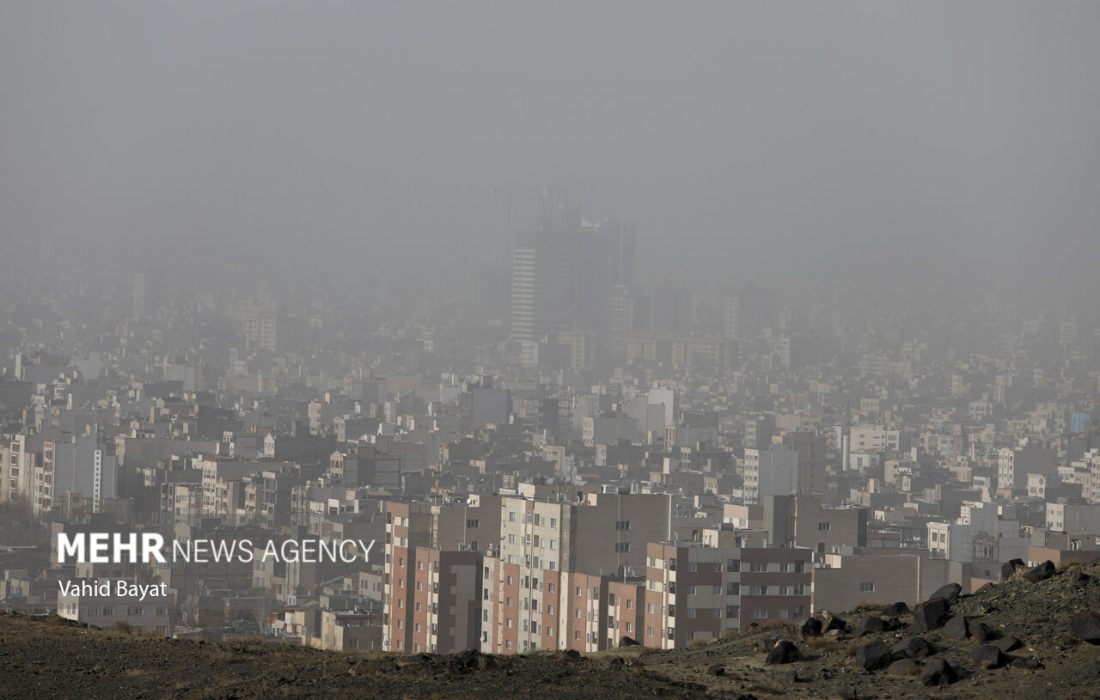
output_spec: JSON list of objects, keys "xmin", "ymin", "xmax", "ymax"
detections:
[{"xmin": 2, "ymin": 1, "xmax": 1099, "ymax": 294}]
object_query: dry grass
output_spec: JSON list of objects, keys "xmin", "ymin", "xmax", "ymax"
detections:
[{"xmin": 802, "ymin": 637, "xmax": 844, "ymax": 653}]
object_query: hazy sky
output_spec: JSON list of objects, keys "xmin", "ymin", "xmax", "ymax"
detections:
[{"xmin": 2, "ymin": 1, "xmax": 1099, "ymax": 294}]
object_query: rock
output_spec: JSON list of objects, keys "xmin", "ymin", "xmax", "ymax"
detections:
[
  {"xmin": 1021, "ymin": 560, "xmax": 1056, "ymax": 583},
  {"xmin": 892, "ymin": 635, "xmax": 935, "ymax": 659},
  {"xmin": 563, "ymin": 649, "xmax": 580, "ymax": 659},
  {"xmin": 943, "ymin": 614, "xmax": 970, "ymax": 640},
  {"xmin": 881, "ymin": 602, "xmax": 909, "ymax": 618},
  {"xmin": 973, "ymin": 622, "xmax": 1001, "ymax": 643},
  {"xmin": 1071, "ymin": 612, "xmax": 1100, "ymax": 644},
  {"xmin": 857, "ymin": 617, "xmax": 888, "ymax": 636},
  {"xmin": 854, "ymin": 641, "xmax": 892, "ymax": 672},
  {"xmin": 1001, "ymin": 558, "xmax": 1026, "ymax": 580},
  {"xmin": 1072, "ymin": 571, "xmax": 1091, "ymax": 589},
  {"xmin": 971, "ymin": 644, "xmax": 1008, "ymax": 669},
  {"xmin": 912, "ymin": 598, "xmax": 951, "ymax": 632},
  {"xmin": 929, "ymin": 583, "xmax": 962, "ymax": 603},
  {"xmin": 887, "ymin": 658, "xmax": 921, "ymax": 676},
  {"xmin": 620, "ymin": 636, "xmax": 640, "ymax": 647},
  {"xmin": 993, "ymin": 635, "xmax": 1022, "ymax": 652},
  {"xmin": 766, "ymin": 640, "xmax": 801, "ymax": 665},
  {"xmin": 1011, "ymin": 657, "xmax": 1044, "ymax": 670},
  {"xmin": 801, "ymin": 617, "xmax": 823, "ymax": 637},
  {"xmin": 920, "ymin": 657, "xmax": 957, "ymax": 686},
  {"xmin": 822, "ymin": 611, "xmax": 849, "ymax": 633},
  {"xmin": 706, "ymin": 663, "xmax": 726, "ymax": 676},
  {"xmin": 607, "ymin": 656, "xmax": 625, "ymax": 671}
]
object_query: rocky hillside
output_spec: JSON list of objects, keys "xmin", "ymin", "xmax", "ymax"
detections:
[{"xmin": 4, "ymin": 559, "xmax": 1100, "ymax": 699}]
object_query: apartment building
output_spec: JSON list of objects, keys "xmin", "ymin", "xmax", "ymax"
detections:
[
  {"xmin": 409, "ymin": 547, "xmax": 481, "ymax": 654},
  {"xmin": 643, "ymin": 538, "xmax": 812, "ymax": 649}
]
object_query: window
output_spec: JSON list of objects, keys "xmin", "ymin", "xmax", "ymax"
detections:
[
  {"xmin": 615, "ymin": 542, "xmax": 630, "ymax": 553},
  {"xmin": 726, "ymin": 559, "xmax": 740, "ymax": 572},
  {"xmin": 726, "ymin": 582, "xmax": 740, "ymax": 596},
  {"xmin": 615, "ymin": 520, "xmax": 631, "ymax": 531},
  {"xmin": 752, "ymin": 608, "xmax": 768, "ymax": 619},
  {"xmin": 725, "ymin": 605, "xmax": 739, "ymax": 619},
  {"xmin": 859, "ymin": 582, "xmax": 875, "ymax": 593},
  {"xmin": 818, "ymin": 522, "xmax": 831, "ymax": 531},
  {"xmin": 467, "ymin": 519, "xmax": 479, "ymax": 528},
  {"xmin": 509, "ymin": 512, "xmax": 516, "ymax": 522}
]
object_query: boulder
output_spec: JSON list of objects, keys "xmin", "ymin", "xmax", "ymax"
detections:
[
  {"xmin": 1001, "ymin": 558, "xmax": 1026, "ymax": 580},
  {"xmin": 943, "ymin": 614, "xmax": 970, "ymax": 640},
  {"xmin": 887, "ymin": 658, "xmax": 921, "ymax": 676},
  {"xmin": 1072, "ymin": 571, "xmax": 1092, "ymax": 589},
  {"xmin": 801, "ymin": 617, "xmax": 823, "ymax": 638},
  {"xmin": 620, "ymin": 636, "xmax": 640, "ymax": 647},
  {"xmin": 929, "ymin": 583, "xmax": 962, "ymax": 603},
  {"xmin": 854, "ymin": 641, "xmax": 893, "ymax": 672},
  {"xmin": 892, "ymin": 635, "xmax": 934, "ymax": 660},
  {"xmin": 706, "ymin": 663, "xmax": 726, "ymax": 676},
  {"xmin": 822, "ymin": 611, "xmax": 849, "ymax": 633},
  {"xmin": 1011, "ymin": 657, "xmax": 1044, "ymax": 670},
  {"xmin": 993, "ymin": 635, "xmax": 1022, "ymax": 652},
  {"xmin": 973, "ymin": 622, "xmax": 1001, "ymax": 643},
  {"xmin": 766, "ymin": 640, "xmax": 801, "ymax": 665},
  {"xmin": 881, "ymin": 602, "xmax": 909, "ymax": 618},
  {"xmin": 1021, "ymin": 560, "xmax": 1056, "ymax": 583},
  {"xmin": 920, "ymin": 658, "xmax": 957, "ymax": 686},
  {"xmin": 1071, "ymin": 612, "xmax": 1100, "ymax": 644},
  {"xmin": 971, "ymin": 644, "xmax": 1008, "ymax": 669},
  {"xmin": 912, "ymin": 598, "xmax": 951, "ymax": 632},
  {"xmin": 857, "ymin": 617, "xmax": 888, "ymax": 636},
  {"xmin": 607, "ymin": 657, "xmax": 625, "ymax": 671}
]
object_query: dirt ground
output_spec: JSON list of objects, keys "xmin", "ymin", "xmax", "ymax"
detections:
[{"xmin": 3, "ymin": 560, "xmax": 1100, "ymax": 699}]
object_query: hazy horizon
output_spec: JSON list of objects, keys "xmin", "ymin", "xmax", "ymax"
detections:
[{"xmin": 3, "ymin": 1, "xmax": 1099, "ymax": 297}]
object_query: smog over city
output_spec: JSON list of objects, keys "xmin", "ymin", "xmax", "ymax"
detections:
[{"xmin": 2, "ymin": 2, "xmax": 1100, "ymax": 699}]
